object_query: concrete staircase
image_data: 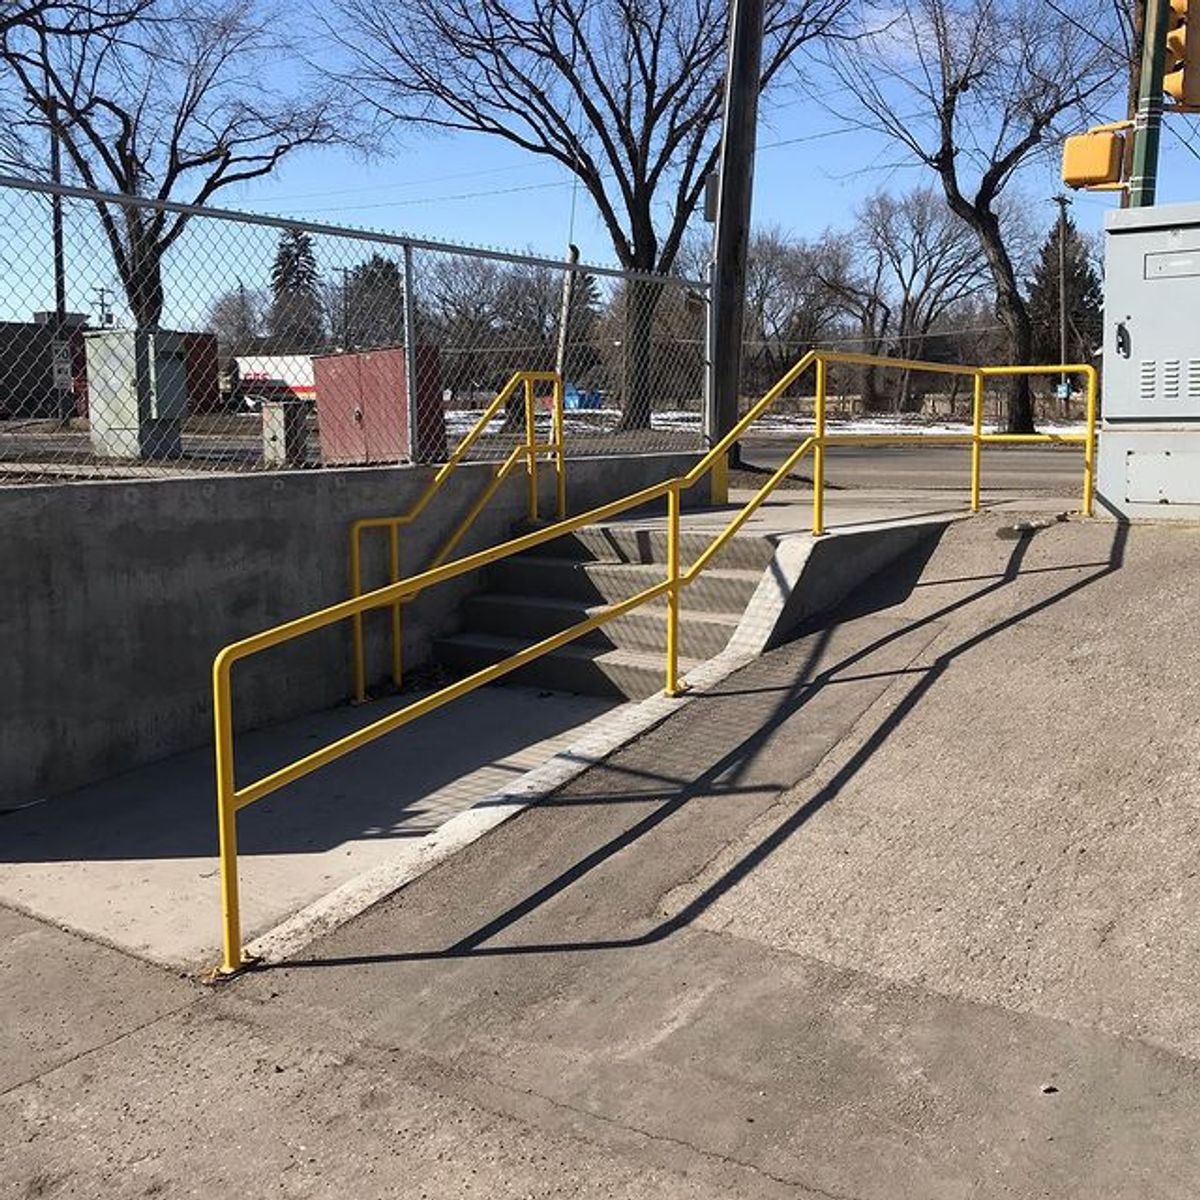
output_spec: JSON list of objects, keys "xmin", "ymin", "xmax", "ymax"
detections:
[{"xmin": 435, "ymin": 524, "xmax": 776, "ymax": 699}]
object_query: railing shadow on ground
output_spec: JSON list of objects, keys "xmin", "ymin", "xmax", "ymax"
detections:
[{"xmin": 276, "ymin": 518, "xmax": 1129, "ymax": 972}]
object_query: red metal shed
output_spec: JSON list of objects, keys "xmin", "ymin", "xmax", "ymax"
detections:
[{"xmin": 312, "ymin": 345, "xmax": 444, "ymax": 465}]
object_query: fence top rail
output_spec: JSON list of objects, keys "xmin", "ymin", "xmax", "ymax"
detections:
[{"xmin": 0, "ymin": 173, "xmax": 706, "ymax": 288}]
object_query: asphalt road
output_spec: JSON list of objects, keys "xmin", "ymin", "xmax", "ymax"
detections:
[{"xmin": 741, "ymin": 436, "xmax": 1084, "ymax": 496}]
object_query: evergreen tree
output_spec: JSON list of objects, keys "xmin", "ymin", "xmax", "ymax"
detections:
[
  {"xmin": 1027, "ymin": 216, "xmax": 1103, "ymax": 366},
  {"xmin": 269, "ymin": 229, "xmax": 325, "ymax": 349},
  {"xmin": 341, "ymin": 254, "xmax": 406, "ymax": 349}
]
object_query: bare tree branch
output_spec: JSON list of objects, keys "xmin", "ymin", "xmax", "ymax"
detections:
[
  {"xmin": 0, "ymin": 0, "xmax": 340, "ymax": 327},
  {"xmin": 826, "ymin": 0, "xmax": 1125, "ymax": 430},
  {"xmin": 325, "ymin": 0, "xmax": 851, "ymax": 275},
  {"xmin": 324, "ymin": 0, "xmax": 851, "ymax": 426}
]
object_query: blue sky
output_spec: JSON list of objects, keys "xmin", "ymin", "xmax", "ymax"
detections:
[{"xmin": 218, "ymin": 88, "xmax": 1200, "ymax": 271}]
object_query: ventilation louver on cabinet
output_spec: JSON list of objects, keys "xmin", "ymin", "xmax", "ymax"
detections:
[{"xmin": 1187, "ymin": 359, "xmax": 1200, "ymax": 401}]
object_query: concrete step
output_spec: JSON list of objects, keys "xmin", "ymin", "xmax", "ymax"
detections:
[
  {"xmin": 435, "ymin": 632, "xmax": 699, "ymax": 700},
  {"xmin": 462, "ymin": 592, "xmax": 741, "ymax": 660},
  {"xmin": 536, "ymin": 524, "xmax": 775, "ymax": 573},
  {"xmin": 487, "ymin": 556, "xmax": 763, "ymax": 613}
]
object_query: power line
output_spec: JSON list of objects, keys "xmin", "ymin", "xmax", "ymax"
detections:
[
  {"xmin": 237, "ymin": 123, "xmax": 871, "ymax": 219},
  {"xmin": 272, "ymin": 176, "xmax": 583, "ymax": 216},
  {"xmin": 1167, "ymin": 119, "xmax": 1200, "ymax": 164},
  {"xmin": 1041, "ymin": 0, "xmax": 1129, "ymax": 58},
  {"xmin": 235, "ymin": 161, "xmax": 554, "ymax": 208}
]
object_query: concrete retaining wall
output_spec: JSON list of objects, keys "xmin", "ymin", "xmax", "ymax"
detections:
[{"xmin": 1, "ymin": 454, "xmax": 707, "ymax": 805}]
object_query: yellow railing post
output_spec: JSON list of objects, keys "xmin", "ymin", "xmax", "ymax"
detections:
[
  {"xmin": 213, "ymin": 655, "xmax": 243, "ymax": 975},
  {"xmin": 525, "ymin": 376, "xmax": 538, "ymax": 523},
  {"xmin": 553, "ymin": 375, "xmax": 567, "ymax": 520},
  {"xmin": 812, "ymin": 356, "xmax": 827, "ymax": 536},
  {"xmin": 388, "ymin": 524, "xmax": 402, "ymax": 689},
  {"xmin": 970, "ymin": 372, "xmax": 985, "ymax": 512},
  {"xmin": 348, "ymin": 371, "xmax": 563, "ymax": 703},
  {"xmin": 665, "ymin": 480, "xmax": 682, "ymax": 696},
  {"xmin": 1082, "ymin": 367, "xmax": 1097, "ymax": 517},
  {"xmin": 350, "ymin": 526, "xmax": 367, "ymax": 704}
]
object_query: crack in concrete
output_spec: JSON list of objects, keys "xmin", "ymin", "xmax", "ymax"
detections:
[{"xmin": 495, "ymin": 1081, "xmax": 867, "ymax": 1200}]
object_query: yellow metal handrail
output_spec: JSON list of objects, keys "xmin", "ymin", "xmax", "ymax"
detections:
[
  {"xmin": 209, "ymin": 351, "xmax": 1098, "ymax": 975},
  {"xmin": 348, "ymin": 370, "xmax": 564, "ymax": 703}
]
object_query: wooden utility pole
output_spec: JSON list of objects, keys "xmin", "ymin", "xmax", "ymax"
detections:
[
  {"xmin": 1053, "ymin": 193, "xmax": 1072, "ymax": 399},
  {"xmin": 708, "ymin": 0, "xmax": 765, "ymax": 470}
]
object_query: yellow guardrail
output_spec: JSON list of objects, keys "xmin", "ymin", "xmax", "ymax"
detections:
[
  {"xmin": 209, "ymin": 351, "xmax": 1097, "ymax": 976},
  {"xmin": 347, "ymin": 370, "xmax": 564, "ymax": 703}
]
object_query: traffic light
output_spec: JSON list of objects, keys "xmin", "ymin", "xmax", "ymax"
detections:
[
  {"xmin": 1165, "ymin": 0, "xmax": 1200, "ymax": 107},
  {"xmin": 1062, "ymin": 129, "xmax": 1126, "ymax": 188}
]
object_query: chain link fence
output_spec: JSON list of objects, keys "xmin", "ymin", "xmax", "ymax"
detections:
[{"xmin": 0, "ymin": 176, "xmax": 708, "ymax": 485}]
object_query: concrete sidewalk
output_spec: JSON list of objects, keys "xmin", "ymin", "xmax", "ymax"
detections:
[
  {"xmin": 0, "ymin": 684, "xmax": 615, "ymax": 968},
  {"xmin": 7, "ymin": 513, "xmax": 1200, "ymax": 1198}
]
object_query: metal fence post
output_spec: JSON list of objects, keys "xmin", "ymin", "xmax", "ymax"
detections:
[
  {"xmin": 555, "ymin": 245, "xmax": 578, "ymax": 383},
  {"xmin": 402, "ymin": 242, "xmax": 419, "ymax": 462},
  {"xmin": 702, "ymin": 260, "xmax": 727, "ymax": 504}
]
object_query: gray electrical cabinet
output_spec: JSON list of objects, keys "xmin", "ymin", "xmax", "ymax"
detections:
[
  {"xmin": 85, "ymin": 329, "xmax": 189, "ymax": 461},
  {"xmin": 1097, "ymin": 202, "xmax": 1200, "ymax": 518}
]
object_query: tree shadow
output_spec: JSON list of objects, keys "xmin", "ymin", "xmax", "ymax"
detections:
[{"xmin": 278, "ymin": 519, "xmax": 1128, "ymax": 971}]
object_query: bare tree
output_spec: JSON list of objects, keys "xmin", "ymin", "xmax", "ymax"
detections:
[
  {"xmin": 829, "ymin": 0, "xmax": 1125, "ymax": 430},
  {"xmin": 0, "ymin": 0, "xmax": 337, "ymax": 329},
  {"xmin": 814, "ymin": 232, "xmax": 894, "ymax": 410},
  {"xmin": 856, "ymin": 187, "xmax": 989, "ymax": 407},
  {"xmin": 206, "ymin": 281, "xmax": 266, "ymax": 354},
  {"xmin": 328, "ymin": 0, "xmax": 851, "ymax": 425},
  {"xmin": 0, "ymin": 0, "xmax": 150, "ymax": 40},
  {"xmin": 861, "ymin": 190, "xmax": 986, "ymax": 350},
  {"xmin": 422, "ymin": 254, "xmax": 519, "ymax": 401},
  {"xmin": 742, "ymin": 228, "xmax": 842, "ymax": 393}
]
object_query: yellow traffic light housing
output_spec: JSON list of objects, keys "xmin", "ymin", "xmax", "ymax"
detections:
[
  {"xmin": 1062, "ymin": 128, "xmax": 1127, "ymax": 189},
  {"xmin": 1165, "ymin": 0, "xmax": 1200, "ymax": 107}
]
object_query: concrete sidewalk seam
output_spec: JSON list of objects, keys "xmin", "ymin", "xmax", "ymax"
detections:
[
  {"xmin": 0, "ymin": 895, "xmax": 202, "ymax": 979},
  {"xmin": 260, "ymin": 1002, "xmax": 868, "ymax": 1200},
  {"xmin": 489, "ymin": 1081, "xmax": 865, "ymax": 1199},
  {"xmin": 0, "ymin": 992, "xmax": 203, "ymax": 1101}
]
